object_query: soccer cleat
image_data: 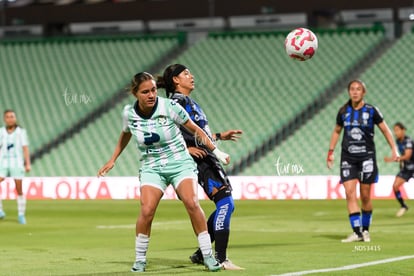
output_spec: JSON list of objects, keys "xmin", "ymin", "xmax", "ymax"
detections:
[
  {"xmin": 18, "ymin": 215, "xmax": 26, "ymax": 225},
  {"xmin": 0, "ymin": 210, "xmax": 5, "ymax": 219},
  {"xmin": 362, "ymin": 230, "xmax": 371, "ymax": 242},
  {"xmin": 221, "ymin": 259, "xmax": 245, "ymax": 270},
  {"xmin": 396, "ymin": 207, "xmax": 408, "ymax": 217},
  {"xmin": 203, "ymin": 255, "xmax": 222, "ymax": 272},
  {"xmin": 189, "ymin": 249, "xmax": 204, "ymax": 265},
  {"xmin": 131, "ymin": 261, "xmax": 146, "ymax": 272},
  {"xmin": 341, "ymin": 232, "xmax": 363, "ymax": 243}
]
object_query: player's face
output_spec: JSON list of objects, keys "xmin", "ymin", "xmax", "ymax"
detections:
[
  {"xmin": 394, "ymin": 126, "xmax": 405, "ymax": 140},
  {"xmin": 4, "ymin": 111, "xmax": 17, "ymax": 128},
  {"xmin": 348, "ymin": 82, "xmax": 365, "ymax": 103},
  {"xmin": 175, "ymin": 69, "xmax": 194, "ymax": 92},
  {"xmin": 135, "ymin": 79, "xmax": 157, "ymax": 109}
]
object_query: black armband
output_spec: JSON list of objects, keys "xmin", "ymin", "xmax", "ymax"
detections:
[{"xmin": 215, "ymin": 133, "xmax": 221, "ymax": 140}]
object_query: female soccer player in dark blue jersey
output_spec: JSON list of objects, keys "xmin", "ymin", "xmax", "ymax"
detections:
[
  {"xmin": 157, "ymin": 64, "xmax": 244, "ymax": 270},
  {"xmin": 384, "ymin": 122, "xmax": 413, "ymax": 217},
  {"xmin": 327, "ymin": 79, "xmax": 399, "ymax": 243}
]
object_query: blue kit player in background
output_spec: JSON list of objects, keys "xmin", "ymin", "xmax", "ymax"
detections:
[
  {"xmin": 157, "ymin": 64, "xmax": 244, "ymax": 270},
  {"xmin": 384, "ymin": 122, "xmax": 412, "ymax": 217},
  {"xmin": 0, "ymin": 109, "xmax": 31, "ymax": 224},
  {"xmin": 327, "ymin": 80, "xmax": 399, "ymax": 243}
]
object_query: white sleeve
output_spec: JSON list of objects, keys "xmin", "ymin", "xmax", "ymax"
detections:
[
  {"xmin": 21, "ymin": 129, "xmax": 29, "ymax": 146},
  {"xmin": 122, "ymin": 105, "xmax": 131, "ymax": 133}
]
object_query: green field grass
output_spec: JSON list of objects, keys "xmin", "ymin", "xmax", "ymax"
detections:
[{"xmin": 0, "ymin": 199, "xmax": 413, "ymax": 275}]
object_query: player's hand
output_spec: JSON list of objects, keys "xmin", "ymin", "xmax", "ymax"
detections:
[
  {"xmin": 392, "ymin": 150, "xmax": 400, "ymax": 162},
  {"xmin": 326, "ymin": 150, "xmax": 334, "ymax": 169},
  {"xmin": 98, "ymin": 161, "xmax": 115, "ymax": 177},
  {"xmin": 25, "ymin": 164, "xmax": 31, "ymax": 173},
  {"xmin": 213, "ymin": 148, "xmax": 230, "ymax": 165},
  {"xmin": 384, "ymin": 156, "xmax": 395, "ymax": 163},
  {"xmin": 188, "ymin": 147, "xmax": 207, "ymax": 159},
  {"xmin": 218, "ymin": 130, "xmax": 243, "ymax": 141}
]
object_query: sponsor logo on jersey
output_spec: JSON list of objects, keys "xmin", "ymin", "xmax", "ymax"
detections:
[
  {"xmin": 348, "ymin": 145, "xmax": 366, "ymax": 154},
  {"xmin": 349, "ymin": 128, "xmax": 363, "ymax": 140}
]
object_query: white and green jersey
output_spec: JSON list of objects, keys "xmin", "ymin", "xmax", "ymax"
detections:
[
  {"xmin": 0, "ymin": 126, "xmax": 29, "ymax": 168},
  {"xmin": 123, "ymin": 97, "xmax": 194, "ymax": 168}
]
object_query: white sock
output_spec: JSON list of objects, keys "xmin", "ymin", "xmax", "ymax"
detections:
[
  {"xmin": 198, "ymin": 231, "xmax": 213, "ymax": 258},
  {"xmin": 17, "ymin": 195, "xmax": 26, "ymax": 216},
  {"xmin": 135, "ymin": 233, "xmax": 149, "ymax": 262}
]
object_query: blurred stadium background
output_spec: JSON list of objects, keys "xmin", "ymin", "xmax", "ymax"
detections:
[{"xmin": 1, "ymin": 0, "xmax": 414, "ymax": 178}]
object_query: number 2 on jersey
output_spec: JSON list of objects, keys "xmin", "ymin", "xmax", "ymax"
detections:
[{"xmin": 143, "ymin": 132, "xmax": 160, "ymax": 145}]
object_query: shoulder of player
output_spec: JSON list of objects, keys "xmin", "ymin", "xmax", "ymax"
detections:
[{"xmin": 170, "ymin": 92, "xmax": 187, "ymax": 106}]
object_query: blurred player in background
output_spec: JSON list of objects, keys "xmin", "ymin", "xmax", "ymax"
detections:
[
  {"xmin": 97, "ymin": 72, "xmax": 229, "ymax": 272},
  {"xmin": 384, "ymin": 122, "xmax": 412, "ymax": 217},
  {"xmin": 0, "ymin": 109, "xmax": 31, "ymax": 224},
  {"xmin": 157, "ymin": 64, "xmax": 244, "ymax": 270},
  {"xmin": 327, "ymin": 80, "xmax": 399, "ymax": 242}
]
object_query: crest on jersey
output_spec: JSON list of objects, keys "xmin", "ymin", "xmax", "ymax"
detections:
[
  {"xmin": 157, "ymin": 116, "xmax": 167, "ymax": 125},
  {"xmin": 350, "ymin": 128, "xmax": 363, "ymax": 140}
]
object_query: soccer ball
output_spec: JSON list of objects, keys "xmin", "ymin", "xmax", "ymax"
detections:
[{"xmin": 284, "ymin": 28, "xmax": 318, "ymax": 61}]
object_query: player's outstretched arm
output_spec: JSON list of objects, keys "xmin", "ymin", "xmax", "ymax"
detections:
[
  {"xmin": 98, "ymin": 131, "xmax": 132, "ymax": 176},
  {"xmin": 378, "ymin": 121, "xmax": 400, "ymax": 162},
  {"xmin": 182, "ymin": 119, "xmax": 230, "ymax": 165},
  {"xmin": 215, "ymin": 129, "xmax": 243, "ymax": 142},
  {"xmin": 327, "ymin": 125, "xmax": 342, "ymax": 169}
]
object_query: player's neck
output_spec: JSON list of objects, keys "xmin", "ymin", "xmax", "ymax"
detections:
[
  {"xmin": 351, "ymin": 100, "xmax": 364, "ymax": 110},
  {"xmin": 176, "ymin": 88, "xmax": 191, "ymax": 96},
  {"xmin": 6, "ymin": 125, "xmax": 16, "ymax": 133}
]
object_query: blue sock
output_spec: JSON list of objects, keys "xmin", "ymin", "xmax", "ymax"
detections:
[
  {"xmin": 349, "ymin": 212, "xmax": 361, "ymax": 235},
  {"xmin": 361, "ymin": 210, "xmax": 372, "ymax": 232}
]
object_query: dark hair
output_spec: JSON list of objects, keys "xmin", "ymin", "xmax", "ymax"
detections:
[
  {"xmin": 394, "ymin": 122, "xmax": 406, "ymax": 130},
  {"xmin": 4, "ymin": 109, "xmax": 15, "ymax": 116},
  {"xmin": 130, "ymin": 72, "xmax": 154, "ymax": 95},
  {"xmin": 156, "ymin": 64, "xmax": 187, "ymax": 98}
]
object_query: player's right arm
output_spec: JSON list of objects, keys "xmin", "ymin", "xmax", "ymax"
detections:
[
  {"xmin": 98, "ymin": 131, "xmax": 132, "ymax": 176},
  {"xmin": 327, "ymin": 124, "xmax": 342, "ymax": 169},
  {"xmin": 98, "ymin": 105, "xmax": 132, "ymax": 176}
]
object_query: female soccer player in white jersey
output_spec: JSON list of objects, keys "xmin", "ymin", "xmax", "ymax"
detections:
[
  {"xmin": 327, "ymin": 80, "xmax": 399, "ymax": 243},
  {"xmin": 0, "ymin": 109, "xmax": 31, "ymax": 224},
  {"xmin": 97, "ymin": 72, "xmax": 229, "ymax": 272}
]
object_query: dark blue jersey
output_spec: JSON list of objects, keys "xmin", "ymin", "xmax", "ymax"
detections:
[
  {"xmin": 170, "ymin": 92, "xmax": 213, "ymax": 149},
  {"xmin": 397, "ymin": 136, "xmax": 414, "ymax": 170},
  {"xmin": 336, "ymin": 101, "xmax": 383, "ymax": 157}
]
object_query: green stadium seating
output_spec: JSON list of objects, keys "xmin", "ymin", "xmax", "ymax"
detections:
[
  {"xmin": 0, "ymin": 36, "xmax": 179, "ymax": 152},
  {"xmin": 243, "ymin": 31, "xmax": 414, "ymax": 176},
  {"xmin": 21, "ymin": 29, "xmax": 387, "ymax": 176}
]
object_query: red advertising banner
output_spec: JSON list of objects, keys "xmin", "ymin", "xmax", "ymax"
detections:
[{"xmin": 0, "ymin": 176, "xmax": 412, "ymax": 200}]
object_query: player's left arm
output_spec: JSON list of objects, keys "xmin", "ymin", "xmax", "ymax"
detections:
[
  {"xmin": 378, "ymin": 121, "xmax": 400, "ymax": 161},
  {"xmin": 182, "ymin": 119, "xmax": 230, "ymax": 165},
  {"xmin": 214, "ymin": 129, "xmax": 243, "ymax": 142},
  {"xmin": 23, "ymin": 145, "xmax": 31, "ymax": 172}
]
